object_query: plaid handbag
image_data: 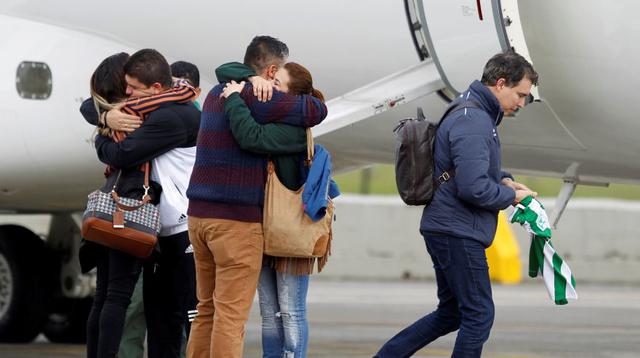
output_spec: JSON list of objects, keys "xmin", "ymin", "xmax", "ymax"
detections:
[{"xmin": 81, "ymin": 162, "xmax": 160, "ymax": 258}]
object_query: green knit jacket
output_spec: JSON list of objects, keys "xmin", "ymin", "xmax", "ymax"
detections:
[{"xmin": 217, "ymin": 62, "xmax": 307, "ymax": 190}]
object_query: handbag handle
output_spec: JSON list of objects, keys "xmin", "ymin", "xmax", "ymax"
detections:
[
  {"xmin": 305, "ymin": 128, "xmax": 314, "ymax": 167},
  {"xmin": 110, "ymin": 162, "xmax": 152, "ymax": 211}
]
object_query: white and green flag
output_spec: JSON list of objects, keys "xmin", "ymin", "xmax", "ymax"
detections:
[{"xmin": 510, "ymin": 196, "xmax": 578, "ymax": 305}]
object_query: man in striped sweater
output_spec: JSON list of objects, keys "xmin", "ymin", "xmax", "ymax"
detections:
[{"xmin": 185, "ymin": 36, "xmax": 327, "ymax": 358}]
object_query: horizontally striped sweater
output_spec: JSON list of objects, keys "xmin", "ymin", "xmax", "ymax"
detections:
[{"xmin": 186, "ymin": 82, "xmax": 327, "ymax": 222}]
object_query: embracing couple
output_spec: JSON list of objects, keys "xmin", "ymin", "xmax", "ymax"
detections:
[{"xmin": 185, "ymin": 35, "xmax": 330, "ymax": 358}]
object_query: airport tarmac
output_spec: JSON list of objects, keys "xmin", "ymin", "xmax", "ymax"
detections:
[{"xmin": 1, "ymin": 280, "xmax": 638, "ymax": 358}]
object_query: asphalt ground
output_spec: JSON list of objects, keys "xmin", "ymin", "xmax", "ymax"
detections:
[{"xmin": 1, "ymin": 280, "xmax": 639, "ymax": 358}]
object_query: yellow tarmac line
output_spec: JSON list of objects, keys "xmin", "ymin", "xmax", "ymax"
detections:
[
  {"xmin": 0, "ymin": 344, "xmax": 84, "ymax": 353},
  {"xmin": 414, "ymin": 349, "xmax": 546, "ymax": 358}
]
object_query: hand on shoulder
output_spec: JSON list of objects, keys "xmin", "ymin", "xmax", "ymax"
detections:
[
  {"xmin": 104, "ymin": 103, "xmax": 142, "ymax": 133},
  {"xmin": 248, "ymin": 76, "xmax": 273, "ymax": 102},
  {"xmin": 221, "ymin": 80, "xmax": 246, "ymax": 99}
]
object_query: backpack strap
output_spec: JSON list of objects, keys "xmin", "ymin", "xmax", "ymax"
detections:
[
  {"xmin": 435, "ymin": 99, "xmax": 483, "ymax": 186},
  {"xmin": 437, "ymin": 99, "xmax": 483, "ymax": 127}
]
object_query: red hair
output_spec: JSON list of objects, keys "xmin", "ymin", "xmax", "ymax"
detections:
[{"xmin": 283, "ymin": 62, "xmax": 324, "ymax": 102}]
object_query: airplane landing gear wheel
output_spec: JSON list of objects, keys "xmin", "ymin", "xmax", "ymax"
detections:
[
  {"xmin": 0, "ymin": 227, "xmax": 47, "ymax": 342},
  {"xmin": 43, "ymin": 297, "xmax": 93, "ymax": 343}
]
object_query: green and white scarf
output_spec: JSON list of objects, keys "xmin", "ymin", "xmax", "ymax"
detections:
[{"xmin": 510, "ymin": 196, "xmax": 577, "ymax": 305}]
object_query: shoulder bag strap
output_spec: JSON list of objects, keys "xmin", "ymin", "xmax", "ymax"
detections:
[
  {"xmin": 435, "ymin": 100, "xmax": 482, "ymax": 187},
  {"xmin": 305, "ymin": 128, "xmax": 314, "ymax": 167},
  {"xmin": 110, "ymin": 162, "xmax": 152, "ymax": 211}
]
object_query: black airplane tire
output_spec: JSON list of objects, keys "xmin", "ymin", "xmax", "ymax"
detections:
[
  {"xmin": 0, "ymin": 226, "xmax": 48, "ymax": 342},
  {"xmin": 43, "ymin": 296, "xmax": 92, "ymax": 343}
]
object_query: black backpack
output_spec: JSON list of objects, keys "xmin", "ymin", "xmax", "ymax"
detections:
[{"xmin": 393, "ymin": 100, "xmax": 481, "ymax": 206}]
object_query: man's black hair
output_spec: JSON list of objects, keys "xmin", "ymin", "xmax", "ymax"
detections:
[
  {"xmin": 124, "ymin": 49, "xmax": 172, "ymax": 88},
  {"xmin": 170, "ymin": 61, "xmax": 200, "ymax": 87},
  {"xmin": 481, "ymin": 51, "xmax": 539, "ymax": 87},
  {"xmin": 243, "ymin": 35, "xmax": 289, "ymax": 73}
]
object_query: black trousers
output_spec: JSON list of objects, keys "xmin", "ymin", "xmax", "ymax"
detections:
[
  {"xmin": 184, "ymin": 243, "xmax": 198, "ymax": 337},
  {"xmin": 86, "ymin": 231, "xmax": 196, "ymax": 358},
  {"xmin": 87, "ymin": 247, "xmax": 142, "ymax": 358},
  {"xmin": 144, "ymin": 231, "xmax": 194, "ymax": 358}
]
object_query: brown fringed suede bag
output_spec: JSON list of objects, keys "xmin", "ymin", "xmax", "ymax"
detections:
[{"xmin": 263, "ymin": 129, "xmax": 333, "ymax": 263}]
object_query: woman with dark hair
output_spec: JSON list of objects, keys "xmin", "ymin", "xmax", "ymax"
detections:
[
  {"xmin": 82, "ymin": 52, "xmax": 198, "ymax": 358},
  {"xmin": 217, "ymin": 61, "xmax": 333, "ymax": 358},
  {"xmin": 83, "ymin": 52, "xmax": 150, "ymax": 358}
]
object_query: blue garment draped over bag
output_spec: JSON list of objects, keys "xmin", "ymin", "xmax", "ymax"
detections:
[{"xmin": 302, "ymin": 144, "xmax": 340, "ymax": 221}]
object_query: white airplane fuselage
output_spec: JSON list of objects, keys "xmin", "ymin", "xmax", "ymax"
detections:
[
  {"xmin": 2, "ymin": 0, "xmax": 640, "ymax": 344},
  {"xmin": 0, "ymin": 1, "xmax": 421, "ymax": 212},
  {"xmin": 1, "ymin": 0, "xmax": 639, "ymax": 214}
]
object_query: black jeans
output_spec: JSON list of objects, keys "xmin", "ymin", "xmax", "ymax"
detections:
[
  {"xmin": 86, "ymin": 231, "xmax": 195, "ymax": 358},
  {"xmin": 144, "ymin": 231, "xmax": 194, "ymax": 358},
  {"xmin": 375, "ymin": 234, "xmax": 495, "ymax": 358},
  {"xmin": 87, "ymin": 247, "xmax": 142, "ymax": 358}
]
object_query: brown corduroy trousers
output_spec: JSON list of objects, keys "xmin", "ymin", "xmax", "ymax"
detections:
[{"xmin": 186, "ymin": 217, "xmax": 263, "ymax": 358}]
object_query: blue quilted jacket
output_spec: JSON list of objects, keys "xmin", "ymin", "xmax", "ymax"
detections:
[{"xmin": 420, "ymin": 80, "xmax": 515, "ymax": 247}]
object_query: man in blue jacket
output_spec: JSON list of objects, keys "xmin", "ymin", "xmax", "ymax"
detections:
[{"xmin": 376, "ymin": 51, "xmax": 538, "ymax": 358}]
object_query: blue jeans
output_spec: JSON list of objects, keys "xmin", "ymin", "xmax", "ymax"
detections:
[
  {"xmin": 375, "ymin": 234, "xmax": 494, "ymax": 358},
  {"xmin": 258, "ymin": 265, "xmax": 310, "ymax": 358}
]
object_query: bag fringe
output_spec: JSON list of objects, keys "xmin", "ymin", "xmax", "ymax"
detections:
[
  {"xmin": 317, "ymin": 229, "xmax": 332, "ymax": 273},
  {"xmin": 270, "ymin": 230, "xmax": 333, "ymax": 275}
]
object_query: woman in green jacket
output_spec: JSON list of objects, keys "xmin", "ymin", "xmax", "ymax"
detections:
[{"xmin": 220, "ymin": 62, "xmax": 326, "ymax": 358}]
